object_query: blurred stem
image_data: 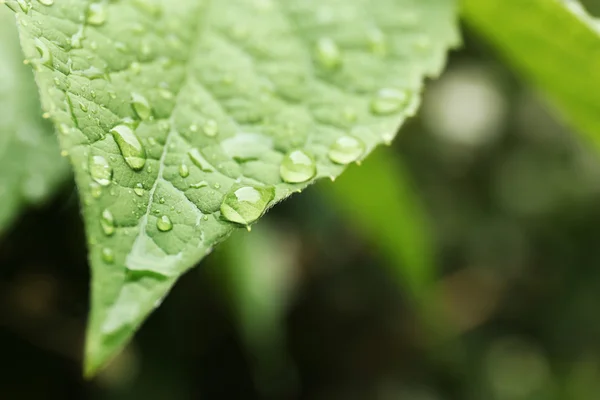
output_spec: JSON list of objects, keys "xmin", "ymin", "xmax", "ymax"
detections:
[{"xmin": 210, "ymin": 224, "xmax": 299, "ymax": 398}]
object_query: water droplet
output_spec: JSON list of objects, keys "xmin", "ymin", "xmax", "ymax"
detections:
[
  {"xmin": 89, "ymin": 155, "xmax": 112, "ymax": 186},
  {"xmin": 90, "ymin": 182, "xmax": 103, "ymax": 198},
  {"xmin": 79, "ymin": 102, "xmax": 89, "ymax": 112},
  {"xmin": 15, "ymin": 0, "xmax": 31, "ymax": 13},
  {"xmin": 101, "ymin": 247, "xmax": 114, "ymax": 264},
  {"xmin": 179, "ymin": 163, "xmax": 189, "ymax": 178},
  {"xmin": 203, "ymin": 119, "xmax": 218, "ymax": 137},
  {"xmin": 157, "ymin": 215, "xmax": 173, "ymax": 232},
  {"xmin": 328, "ymin": 136, "xmax": 365, "ymax": 165},
  {"xmin": 100, "ymin": 209, "xmax": 115, "ymax": 236},
  {"xmin": 34, "ymin": 38, "xmax": 53, "ymax": 68},
  {"xmin": 39, "ymin": 0, "xmax": 54, "ymax": 6},
  {"xmin": 131, "ymin": 92, "xmax": 151, "ymax": 120},
  {"xmin": 134, "ymin": 183, "xmax": 144, "ymax": 196},
  {"xmin": 86, "ymin": 3, "xmax": 107, "ymax": 26},
  {"xmin": 110, "ymin": 124, "xmax": 147, "ymax": 171},
  {"xmin": 188, "ymin": 148, "xmax": 214, "ymax": 172},
  {"xmin": 315, "ymin": 37, "xmax": 342, "ymax": 69},
  {"xmin": 370, "ymin": 88, "xmax": 409, "ymax": 115},
  {"xmin": 190, "ymin": 181, "xmax": 208, "ymax": 189},
  {"xmin": 280, "ymin": 149, "xmax": 317, "ymax": 183},
  {"xmin": 220, "ymin": 185, "xmax": 274, "ymax": 226}
]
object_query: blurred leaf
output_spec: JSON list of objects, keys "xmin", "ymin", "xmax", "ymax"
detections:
[
  {"xmin": 0, "ymin": 9, "xmax": 67, "ymax": 235},
  {"xmin": 324, "ymin": 149, "xmax": 435, "ymax": 297},
  {"xmin": 215, "ymin": 225, "xmax": 299, "ymax": 397},
  {"xmin": 461, "ymin": 0, "xmax": 600, "ymax": 149},
  {"xmin": 6, "ymin": 0, "xmax": 459, "ymax": 375}
]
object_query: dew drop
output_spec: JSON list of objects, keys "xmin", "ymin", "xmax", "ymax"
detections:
[
  {"xmin": 328, "ymin": 136, "xmax": 365, "ymax": 165},
  {"xmin": 90, "ymin": 182, "xmax": 103, "ymax": 199},
  {"xmin": 89, "ymin": 155, "xmax": 113, "ymax": 186},
  {"xmin": 280, "ymin": 149, "xmax": 317, "ymax": 183},
  {"xmin": 34, "ymin": 38, "xmax": 53, "ymax": 68},
  {"xmin": 15, "ymin": 0, "xmax": 31, "ymax": 13},
  {"xmin": 220, "ymin": 185, "xmax": 274, "ymax": 226},
  {"xmin": 86, "ymin": 2, "xmax": 107, "ymax": 26},
  {"xmin": 179, "ymin": 163, "xmax": 190, "ymax": 178},
  {"xmin": 315, "ymin": 37, "xmax": 342, "ymax": 69},
  {"xmin": 190, "ymin": 181, "xmax": 208, "ymax": 189},
  {"xmin": 131, "ymin": 92, "xmax": 151, "ymax": 120},
  {"xmin": 39, "ymin": 0, "xmax": 54, "ymax": 6},
  {"xmin": 101, "ymin": 247, "xmax": 115, "ymax": 264},
  {"xmin": 79, "ymin": 102, "xmax": 89, "ymax": 112},
  {"xmin": 134, "ymin": 183, "xmax": 145, "ymax": 196},
  {"xmin": 157, "ymin": 215, "xmax": 173, "ymax": 232},
  {"xmin": 100, "ymin": 209, "xmax": 115, "ymax": 236},
  {"xmin": 370, "ymin": 88, "xmax": 410, "ymax": 116},
  {"xmin": 203, "ymin": 119, "xmax": 219, "ymax": 137},
  {"xmin": 188, "ymin": 148, "xmax": 214, "ymax": 172},
  {"xmin": 110, "ymin": 124, "xmax": 147, "ymax": 171}
]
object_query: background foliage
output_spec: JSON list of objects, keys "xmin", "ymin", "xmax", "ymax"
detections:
[{"xmin": 3, "ymin": 0, "xmax": 600, "ymax": 399}]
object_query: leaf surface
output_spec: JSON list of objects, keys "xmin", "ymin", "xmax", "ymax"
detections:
[
  {"xmin": 6, "ymin": 0, "xmax": 459, "ymax": 374},
  {"xmin": 0, "ymin": 8, "xmax": 67, "ymax": 234}
]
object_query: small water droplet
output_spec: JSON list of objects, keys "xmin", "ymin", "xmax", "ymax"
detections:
[
  {"xmin": 15, "ymin": 0, "xmax": 31, "ymax": 13},
  {"xmin": 100, "ymin": 209, "xmax": 115, "ymax": 236},
  {"xmin": 90, "ymin": 182, "xmax": 103, "ymax": 198},
  {"xmin": 39, "ymin": 0, "xmax": 54, "ymax": 6},
  {"xmin": 79, "ymin": 102, "xmax": 89, "ymax": 112},
  {"xmin": 328, "ymin": 136, "xmax": 365, "ymax": 165},
  {"xmin": 315, "ymin": 37, "xmax": 342, "ymax": 69},
  {"xmin": 131, "ymin": 92, "xmax": 151, "ymax": 120},
  {"xmin": 134, "ymin": 183, "xmax": 145, "ymax": 196},
  {"xmin": 101, "ymin": 247, "xmax": 115, "ymax": 264},
  {"xmin": 110, "ymin": 124, "xmax": 147, "ymax": 171},
  {"xmin": 370, "ymin": 88, "xmax": 409, "ymax": 115},
  {"xmin": 157, "ymin": 215, "xmax": 173, "ymax": 232},
  {"xmin": 190, "ymin": 181, "xmax": 208, "ymax": 189},
  {"xmin": 188, "ymin": 148, "xmax": 214, "ymax": 172},
  {"xmin": 203, "ymin": 119, "xmax": 218, "ymax": 137},
  {"xmin": 280, "ymin": 149, "xmax": 317, "ymax": 183},
  {"xmin": 34, "ymin": 38, "xmax": 53, "ymax": 68},
  {"xmin": 89, "ymin": 155, "xmax": 112, "ymax": 186},
  {"xmin": 179, "ymin": 163, "xmax": 189, "ymax": 178},
  {"xmin": 220, "ymin": 185, "xmax": 274, "ymax": 226},
  {"xmin": 86, "ymin": 2, "xmax": 107, "ymax": 26}
]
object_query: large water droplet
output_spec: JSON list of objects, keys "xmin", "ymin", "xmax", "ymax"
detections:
[
  {"xmin": 328, "ymin": 136, "xmax": 365, "ymax": 165},
  {"xmin": 100, "ymin": 209, "xmax": 115, "ymax": 236},
  {"xmin": 220, "ymin": 185, "xmax": 274, "ymax": 226},
  {"xmin": 157, "ymin": 215, "xmax": 173, "ymax": 232},
  {"xmin": 131, "ymin": 92, "xmax": 152, "ymax": 120},
  {"xmin": 370, "ymin": 88, "xmax": 409, "ymax": 115},
  {"xmin": 110, "ymin": 124, "xmax": 147, "ymax": 171},
  {"xmin": 89, "ymin": 155, "xmax": 113, "ymax": 186},
  {"xmin": 280, "ymin": 149, "xmax": 317, "ymax": 183},
  {"xmin": 315, "ymin": 37, "xmax": 342, "ymax": 69},
  {"xmin": 101, "ymin": 247, "xmax": 114, "ymax": 264},
  {"xmin": 86, "ymin": 2, "xmax": 107, "ymax": 26},
  {"xmin": 188, "ymin": 148, "xmax": 214, "ymax": 172}
]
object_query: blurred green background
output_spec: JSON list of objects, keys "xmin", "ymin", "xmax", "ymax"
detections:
[{"xmin": 5, "ymin": 7, "xmax": 600, "ymax": 400}]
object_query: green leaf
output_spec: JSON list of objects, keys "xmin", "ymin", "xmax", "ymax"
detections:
[
  {"xmin": 6, "ymin": 0, "xmax": 459, "ymax": 375},
  {"xmin": 461, "ymin": 0, "xmax": 600, "ymax": 149},
  {"xmin": 0, "ymin": 8, "xmax": 67, "ymax": 234}
]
